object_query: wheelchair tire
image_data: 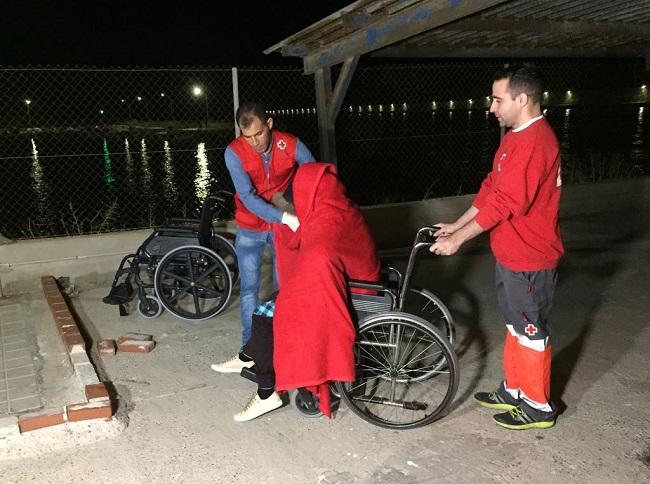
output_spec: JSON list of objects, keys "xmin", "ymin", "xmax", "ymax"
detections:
[
  {"xmin": 289, "ymin": 390, "xmax": 323, "ymax": 418},
  {"xmin": 404, "ymin": 288, "xmax": 456, "ymax": 348},
  {"xmin": 335, "ymin": 312, "xmax": 459, "ymax": 430},
  {"xmin": 137, "ymin": 295, "xmax": 163, "ymax": 319},
  {"xmin": 212, "ymin": 233, "xmax": 239, "ymax": 287},
  {"xmin": 153, "ymin": 245, "xmax": 232, "ymax": 321}
]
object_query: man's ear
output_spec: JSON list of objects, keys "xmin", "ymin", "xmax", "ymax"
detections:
[
  {"xmin": 267, "ymin": 117, "xmax": 274, "ymax": 130},
  {"xmin": 518, "ymin": 92, "xmax": 529, "ymax": 107}
]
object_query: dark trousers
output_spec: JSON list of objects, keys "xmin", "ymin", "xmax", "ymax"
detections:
[{"xmin": 243, "ymin": 313, "xmax": 275, "ymax": 389}]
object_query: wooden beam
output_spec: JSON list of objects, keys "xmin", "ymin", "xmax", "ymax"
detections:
[
  {"xmin": 302, "ymin": 0, "xmax": 509, "ymax": 74},
  {"xmin": 314, "ymin": 67, "xmax": 338, "ymax": 166},
  {"xmin": 444, "ymin": 16, "xmax": 650, "ymax": 38},
  {"xmin": 373, "ymin": 45, "xmax": 649, "ymax": 59},
  {"xmin": 328, "ymin": 55, "xmax": 360, "ymax": 125}
]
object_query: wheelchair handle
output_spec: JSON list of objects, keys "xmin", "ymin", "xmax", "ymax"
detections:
[{"xmin": 397, "ymin": 226, "xmax": 439, "ymax": 308}]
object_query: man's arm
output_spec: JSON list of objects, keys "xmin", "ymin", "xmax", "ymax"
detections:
[
  {"xmin": 224, "ymin": 147, "xmax": 283, "ymax": 223},
  {"xmin": 430, "ymin": 219, "xmax": 485, "ymax": 256},
  {"xmin": 295, "ymin": 139, "xmax": 316, "ymax": 164},
  {"xmin": 433, "ymin": 206, "xmax": 479, "ymax": 236}
]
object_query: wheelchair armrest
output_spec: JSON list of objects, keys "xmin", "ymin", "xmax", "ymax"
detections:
[{"xmin": 348, "ymin": 279, "xmax": 386, "ymax": 292}]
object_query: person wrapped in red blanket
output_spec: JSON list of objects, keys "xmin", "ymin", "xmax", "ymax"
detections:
[
  {"xmin": 272, "ymin": 162, "xmax": 380, "ymax": 417},
  {"xmin": 230, "ymin": 162, "xmax": 380, "ymax": 422}
]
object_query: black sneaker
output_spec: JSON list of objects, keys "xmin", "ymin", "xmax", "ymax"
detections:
[
  {"xmin": 474, "ymin": 385, "xmax": 519, "ymax": 411},
  {"xmin": 493, "ymin": 405, "xmax": 556, "ymax": 430}
]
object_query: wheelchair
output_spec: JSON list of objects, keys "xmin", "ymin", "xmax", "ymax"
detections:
[
  {"xmin": 102, "ymin": 191, "xmax": 238, "ymax": 321},
  {"xmin": 245, "ymin": 227, "xmax": 460, "ymax": 430}
]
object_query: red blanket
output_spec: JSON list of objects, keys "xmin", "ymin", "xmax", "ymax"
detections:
[{"xmin": 272, "ymin": 163, "xmax": 380, "ymax": 416}]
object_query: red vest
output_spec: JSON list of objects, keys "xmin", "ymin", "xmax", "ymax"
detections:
[{"xmin": 229, "ymin": 130, "xmax": 298, "ymax": 231}]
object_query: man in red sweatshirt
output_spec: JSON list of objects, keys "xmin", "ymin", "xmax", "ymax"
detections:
[{"xmin": 430, "ymin": 64, "xmax": 563, "ymax": 429}]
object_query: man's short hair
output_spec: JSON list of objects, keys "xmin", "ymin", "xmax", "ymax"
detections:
[
  {"xmin": 493, "ymin": 64, "xmax": 544, "ymax": 105},
  {"xmin": 236, "ymin": 102, "xmax": 269, "ymax": 129}
]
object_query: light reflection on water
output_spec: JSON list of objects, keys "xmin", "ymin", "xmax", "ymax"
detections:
[
  {"xmin": 102, "ymin": 138, "xmax": 115, "ymax": 190},
  {"xmin": 7, "ymin": 105, "xmax": 647, "ymax": 238},
  {"xmin": 140, "ymin": 138, "xmax": 152, "ymax": 202},
  {"xmin": 162, "ymin": 140, "xmax": 178, "ymax": 207},
  {"xmin": 30, "ymin": 138, "xmax": 50, "ymax": 228},
  {"xmin": 124, "ymin": 138, "xmax": 134, "ymax": 186},
  {"xmin": 631, "ymin": 106, "xmax": 646, "ymax": 168},
  {"xmin": 194, "ymin": 142, "xmax": 211, "ymax": 203}
]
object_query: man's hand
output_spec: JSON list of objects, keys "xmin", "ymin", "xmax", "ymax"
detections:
[
  {"xmin": 429, "ymin": 234, "xmax": 462, "ymax": 256},
  {"xmin": 429, "ymin": 219, "xmax": 485, "ymax": 256},
  {"xmin": 281, "ymin": 212, "xmax": 300, "ymax": 232},
  {"xmin": 432, "ymin": 222, "xmax": 457, "ymax": 237}
]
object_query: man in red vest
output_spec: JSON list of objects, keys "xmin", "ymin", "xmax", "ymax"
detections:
[
  {"xmin": 430, "ymin": 65, "xmax": 564, "ymax": 429},
  {"xmin": 211, "ymin": 102, "xmax": 315, "ymax": 373}
]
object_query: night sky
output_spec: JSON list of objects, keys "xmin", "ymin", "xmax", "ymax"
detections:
[{"xmin": 0, "ymin": 0, "xmax": 356, "ymax": 66}]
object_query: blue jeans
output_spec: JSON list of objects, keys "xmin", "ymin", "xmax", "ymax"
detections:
[{"xmin": 235, "ymin": 228, "xmax": 278, "ymax": 345}]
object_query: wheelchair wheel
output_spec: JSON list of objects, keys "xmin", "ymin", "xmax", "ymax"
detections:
[
  {"xmin": 404, "ymin": 288, "xmax": 456, "ymax": 347},
  {"xmin": 212, "ymin": 233, "xmax": 239, "ymax": 287},
  {"xmin": 289, "ymin": 390, "xmax": 323, "ymax": 418},
  {"xmin": 154, "ymin": 245, "xmax": 232, "ymax": 321},
  {"xmin": 335, "ymin": 312, "xmax": 459, "ymax": 430},
  {"xmin": 137, "ymin": 295, "xmax": 163, "ymax": 319}
]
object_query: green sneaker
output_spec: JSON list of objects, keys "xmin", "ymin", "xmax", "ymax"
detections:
[
  {"xmin": 474, "ymin": 386, "xmax": 519, "ymax": 411},
  {"xmin": 493, "ymin": 405, "xmax": 556, "ymax": 430}
]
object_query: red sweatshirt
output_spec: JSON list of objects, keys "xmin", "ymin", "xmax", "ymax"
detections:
[{"xmin": 473, "ymin": 116, "xmax": 564, "ymax": 271}]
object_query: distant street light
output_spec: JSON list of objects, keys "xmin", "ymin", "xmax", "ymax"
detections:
[
  {"xmin": 136, "ymin": 95, "xmax": 149, "ymax": 120},
  {"xmin": 24, "ymin": 99, "xmax": 32, "ymax": 127},
  {"xmin": 121, "ymin": 98, "xmax": 132, "ymax": 121},
  {"xmin": 192, "ymin": 85, "xmax": 209, "ymax": 128},
  {"xmin": 161, "ymin": 92, "xmax": 174, "ymax": 123}
]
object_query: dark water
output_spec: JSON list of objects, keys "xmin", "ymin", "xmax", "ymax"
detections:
[{"xmin": 1, "ymin": 104, "xmax": 647, "ymax": 239}]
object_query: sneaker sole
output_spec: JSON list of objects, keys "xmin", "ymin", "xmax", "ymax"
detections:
[
  {"xmin": 474, "ymin": 398, "xmax": 518, "ymax": 411},
  {"xmin": 234, "ymin": 399, "xmax": 283, "ymax": 422},
  {"xmin": 494, "ymin": 419, "xmax": 556, "ymax": 430},
  {"xmin": 210, "ymin": 363, "xmax": 253, "ymax": 373}
]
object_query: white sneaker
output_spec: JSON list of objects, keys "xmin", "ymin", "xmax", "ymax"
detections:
[
  {"xmin": 234, "ymin": 392, "xmax": 283, "ymax": 422},
  {"xmin": 210, "ymin": 354, "xmax": 254, "ymax": 373}
]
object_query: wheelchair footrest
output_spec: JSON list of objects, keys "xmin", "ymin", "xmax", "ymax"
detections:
[
  {"xmin": 102, "ymin": 282, "xmax": 133, "ymax": 305},
  {"xmin": 240, "ymin": 366, "xmax": 258, "ymax": 383}
]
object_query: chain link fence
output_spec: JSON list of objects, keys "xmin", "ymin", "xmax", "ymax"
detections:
[{"xmin": 1, "ymin": 60, "xmax": 648, "ymax": 239}]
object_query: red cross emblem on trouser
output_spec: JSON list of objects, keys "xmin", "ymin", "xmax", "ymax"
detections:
[{"xmin": 524, "ymin": 323, "xmax": 538, "ymax": 336}]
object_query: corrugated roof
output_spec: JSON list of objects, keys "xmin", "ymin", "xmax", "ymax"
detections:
[{"xmin": 265, "ymin": 0, "xmax": 650, "ymax": 73}]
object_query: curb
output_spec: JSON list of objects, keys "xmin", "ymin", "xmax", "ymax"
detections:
[{"xmin": 10, "ymin": 277, "xmax": 115, "ymax": 434}]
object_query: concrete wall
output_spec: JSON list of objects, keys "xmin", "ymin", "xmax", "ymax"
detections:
[{"xmin": 1, "ymin": 177, "xmax": 648, "ymax": 296}]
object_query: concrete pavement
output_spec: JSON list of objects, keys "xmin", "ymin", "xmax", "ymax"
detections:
[{"xmin": 0, "ymin": 180, "xmax": 649, "ymax": 483}]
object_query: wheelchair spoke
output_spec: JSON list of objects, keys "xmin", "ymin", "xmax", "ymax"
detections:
[{"xmin": 337, "ymin": 312, "xmax": 459, "ymax": 429}]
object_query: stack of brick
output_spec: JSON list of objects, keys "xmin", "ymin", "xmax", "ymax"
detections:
[
  {"xmin": 41, "ymin": 276, "xmax": 85, "ymax": 352},
  {"xmin": 18, "ymin": 277, "xmax": 115, "ymax": 434}
]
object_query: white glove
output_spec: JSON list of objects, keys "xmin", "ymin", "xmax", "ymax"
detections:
[{"xmin": 281, "ymin": 212, "xmax": 300, "ymax": 232}]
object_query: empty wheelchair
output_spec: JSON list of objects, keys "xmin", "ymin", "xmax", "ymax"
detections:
[{"xmin": 103, "ymin": 191, "xmax": 237, "ymax": 321}]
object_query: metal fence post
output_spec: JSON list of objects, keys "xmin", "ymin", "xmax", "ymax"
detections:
[{"xmin": 232, "ymin": 67, "xmax": 240, "ymax": 137}]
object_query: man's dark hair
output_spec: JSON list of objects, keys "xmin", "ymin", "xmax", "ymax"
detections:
[
  {"xmin": 493, "ymin": 64, "xmax": 543, "ymax": 105},
  {"xmin": 236, "ymin": 101, "xmax": 269, "ymax": 129}
]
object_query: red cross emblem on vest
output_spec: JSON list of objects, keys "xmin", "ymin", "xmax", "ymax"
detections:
[
  {"xmin": 524, "ymin": 324, "xmax": 538, "ymax": 336},
  {"xmin": 277, "ymin": 139, "xmax": 287, "ymax": 150}
]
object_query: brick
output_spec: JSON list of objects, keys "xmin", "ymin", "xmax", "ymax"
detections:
[
  {"xmin": 66, "ymin": 401, "xmax": 112, "ymax": 422},
  {"xmin": 117, "ymin": 333, "xmax": 153, "ymax": 344},
  {"xmin": 64, "ymin": 334, "xmax": 86, "ymax": 352},
  {"xmin": 118, "ymin": 339, "xmax": 156, "ymax": 353},
  {"xmin": 60, "ymin": 326, "xmax": 81, "ymax": 337},
  {"xmin": 97, "ymin": 339, "xmax": 117, "ymax": 357},
  {"xmin": 85, "ymin": 383, "xmax": 110, "ymax": 402},
  {"xmin": 18, "ymin": 409, "xmax": 66, "ymax": 433}
]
